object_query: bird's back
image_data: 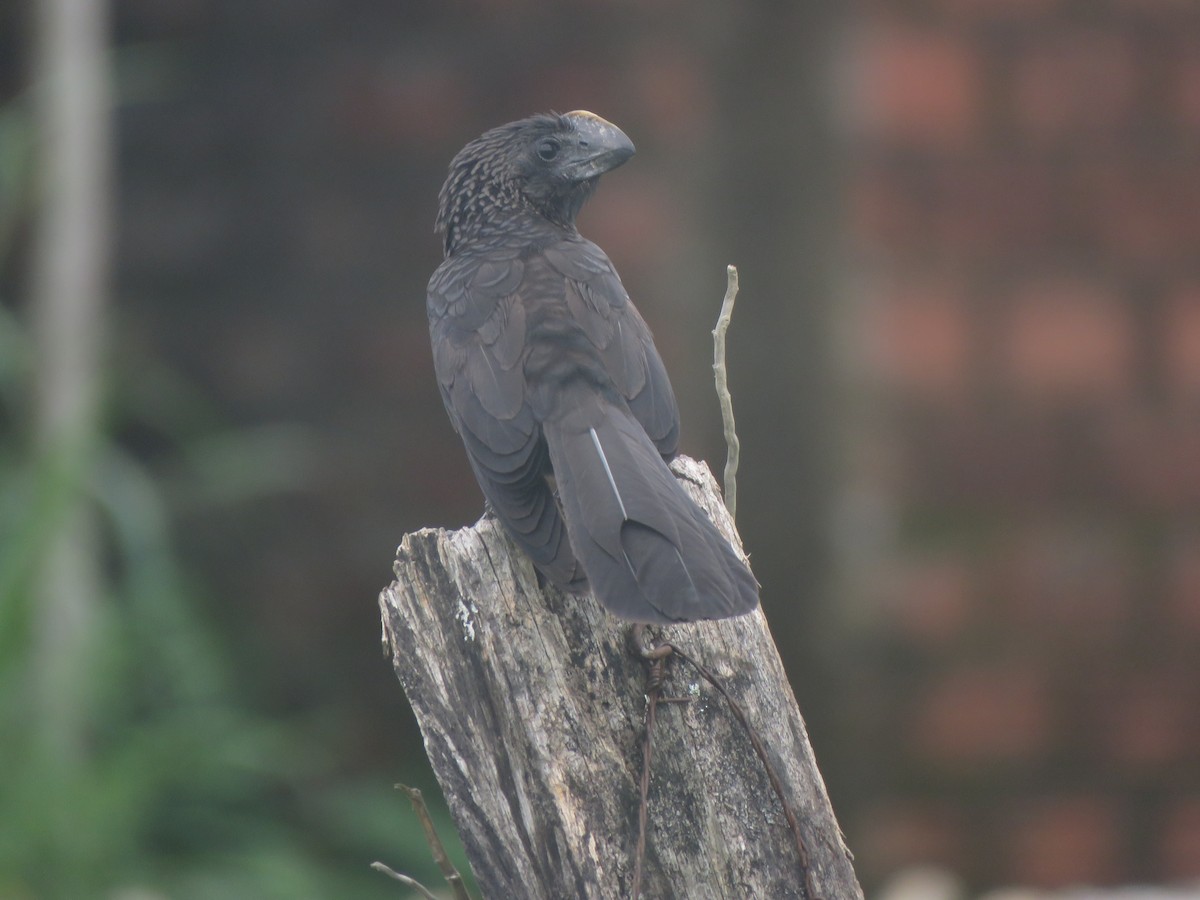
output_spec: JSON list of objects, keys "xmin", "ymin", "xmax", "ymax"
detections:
[{"xmin": 426, "ymin": 111, "xmax": 758, "ymax": 623}]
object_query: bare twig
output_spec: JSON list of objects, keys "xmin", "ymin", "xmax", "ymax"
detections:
[
  {"xmin": 370, "ymin": 862, "xmax": 442, "ymax": 900},
  {"xmin": 374, "ymin": 784, "xmax": 473, "ymax": 898},
  {"xmin": 712, "ymin": 265, "xmax": 741, "ymax": 520},
  {"xmin": 396, "ymin": 784, "xmax": 473, "ymax": 900}
]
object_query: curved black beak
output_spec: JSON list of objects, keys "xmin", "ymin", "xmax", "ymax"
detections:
[{"xmin": 561, "ymin": 111, "xmax": 635, "ymax": 182}]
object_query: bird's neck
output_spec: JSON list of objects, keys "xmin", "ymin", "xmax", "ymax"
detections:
[{"xmin": 446, "ymin": 207, "xmax": 578, "ymax": 258}]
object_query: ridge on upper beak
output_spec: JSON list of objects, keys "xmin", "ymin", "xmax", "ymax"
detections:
[{"xmin": 561, "ymin": 111, "xmax": 635, "ymax": 182}]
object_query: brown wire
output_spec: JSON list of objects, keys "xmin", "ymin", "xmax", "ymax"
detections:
[
  {"xmin": 630, "ymin": 652, "xmax": 666, "ymax": 900},
  {"xmin": 664, "ymin": 641, "xmax": 822, "ymax": 900}
]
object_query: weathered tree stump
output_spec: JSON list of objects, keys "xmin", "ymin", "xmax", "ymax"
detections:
[{"xmin": 379, "ymin": 456, "xmax": 861, "ymax": 899}]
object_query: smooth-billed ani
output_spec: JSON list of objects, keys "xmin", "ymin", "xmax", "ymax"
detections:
[{"xmin": 427, "ymin": 111, "xmax": 758, "ymax": 623}]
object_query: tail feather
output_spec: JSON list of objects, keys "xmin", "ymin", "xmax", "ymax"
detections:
[{"xmin": 543, "ymin": 399, "xmax": 758, "ymax": 623}]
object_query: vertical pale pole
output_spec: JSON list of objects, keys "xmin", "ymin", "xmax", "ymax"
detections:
[{"xmin": 30, "ymin": 0, "xmax": 113, "ymax": 761}]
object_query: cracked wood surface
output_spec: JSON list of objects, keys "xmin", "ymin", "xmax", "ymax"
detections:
[{"xmin": 379, "ymin": 456, "xmax": 862, "ymax": 899}]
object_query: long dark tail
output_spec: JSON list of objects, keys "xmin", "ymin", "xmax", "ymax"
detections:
[{"xmin": 543, "ymin": 399, "xmax": 759, "ymax": 623}]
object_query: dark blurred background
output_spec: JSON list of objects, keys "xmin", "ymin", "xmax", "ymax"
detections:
[{"xmin": 2, "ymin": 0, "xmax": 1200, "ymax": 897}]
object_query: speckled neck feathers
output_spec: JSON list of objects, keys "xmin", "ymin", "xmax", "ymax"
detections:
[{"xmin": 435, "ymin": 113, "xmax": 597, "ymax": 257}]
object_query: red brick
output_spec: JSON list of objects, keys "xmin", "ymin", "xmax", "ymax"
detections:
[
  {"xmin": 851, "ymin": 22, "xmax": 982, "ymax": 147},
  {"xmin": 864, "ymin": 278, "xmax": 974, "ymax": 399},
  {"xmin": 880, "ymin": 556, "xmax": 976, "ymax": 647},
  {"xmin": 1012, "ymin": 32, "xmax": 1140, "ymax": 145},
  {"xmin": 1005, "ymin": 796, "xmax": 1125, "ymax": 886},
  {"xmin": 1003, "ymin": 278, "xmax": 1132, "ymax": 401},
  {"xmin": 909, "ymin": 664, "xmax": 1053, "ymax": 767},
  {"xmin": 1161, "ymin": 797, "xmax": 1200, "ymax": 880},
  {"xmin": 1163, "ymin": 285, "xmax": 1200, "ymax": 398}
]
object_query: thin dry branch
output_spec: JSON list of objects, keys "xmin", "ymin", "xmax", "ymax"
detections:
[
  {"xmin": 370, "ymin": 862, "xmax": 441, "ymax": 900},
  {"xmin": 397, "ymin": 784, "xmax": 472, "ymax": 900},
  {"xmin": 373, "ymin": 784, "xmax": 474, "ymax": 899},
  {"xmin": 712, "ymin": 264, "xmax": 741, "ymax": 520}
]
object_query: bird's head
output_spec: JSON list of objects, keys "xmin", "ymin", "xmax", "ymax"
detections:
[{"xmin": 436, "ymin": 111, "xmax": 635, "ymax": 255}]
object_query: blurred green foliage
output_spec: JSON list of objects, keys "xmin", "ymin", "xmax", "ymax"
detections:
[{"xmin": 0, "ymin": 95, "xmax": 473, "ymax": 900}]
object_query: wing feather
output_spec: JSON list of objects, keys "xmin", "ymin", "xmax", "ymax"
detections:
[
  {"xmin": 546, "ymin": 237, "xmax": 679, "ymax": 458},
  {"xmin": 427, "ymin": 249, "xmax": 585, "ymax": 592}
]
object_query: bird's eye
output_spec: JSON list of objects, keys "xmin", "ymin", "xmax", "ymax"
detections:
[{"xmin": 536, "ymin": 140, "xmax": 560, "ymax": 161}]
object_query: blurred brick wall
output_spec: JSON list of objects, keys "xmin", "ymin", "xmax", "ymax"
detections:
[{"xmin": 837, "ymin": 1, "xmax": 1200, "ymax": 890}]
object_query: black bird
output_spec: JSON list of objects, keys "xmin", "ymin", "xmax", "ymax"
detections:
[{"xmin": 427, "ymin": 111, "xmax": 758, "ymax": 624}]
